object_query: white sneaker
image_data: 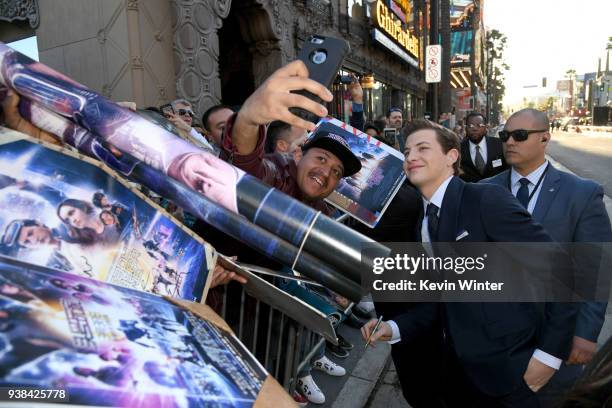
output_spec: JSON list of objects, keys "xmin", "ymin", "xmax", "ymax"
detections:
[
  {"xmin": 313, "ymin": 355, "xmax": 346, "ymax": 376},
  {"xmin": 297, "ymin": 375, "xmax": 325, "ymax": 404}
]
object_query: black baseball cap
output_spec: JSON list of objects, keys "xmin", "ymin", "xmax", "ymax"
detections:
[{"xmin": 302, "ymin": 130, "xmax": 362, "ymax": 177}]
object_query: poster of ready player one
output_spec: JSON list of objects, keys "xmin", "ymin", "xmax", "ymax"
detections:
[
  {"xmin": 0, "ymin": 136, "xmax": 212, "ymax": 302},
  {"xmin": 315, "ymin": 118, "xmax": 406, "ymax": 227},
  {"xmin": 0, "ymin": 256, "xmax": 267, "ymax": 407}
]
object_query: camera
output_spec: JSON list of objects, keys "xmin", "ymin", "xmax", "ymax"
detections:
[
  {"xmin": 310, "ymin": 50, "xmax": 327, "ymax": 65},
  {"xmin": 336, "ymin": 75, "xmax": 354, "ymax": 84}
]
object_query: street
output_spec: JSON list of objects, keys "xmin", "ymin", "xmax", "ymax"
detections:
[{"xmin": 547, "ymin": 131, "xmax": 612, "ymax": 195}]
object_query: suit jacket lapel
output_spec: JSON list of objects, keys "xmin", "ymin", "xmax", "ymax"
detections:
[
  {"xmin": 532, "ymin": 164, "xmax": 561, "ymax": 221},
  {"xmin": 484, "ymin": 137, "xmax": 494, "ymax": 171},
  {"xmin": 438, "ymin": 176, "xmax": 463, "ymax": 241},
  {"xmin": 461, "ymin": 140, "xmax": 474, "ymax": 170}
]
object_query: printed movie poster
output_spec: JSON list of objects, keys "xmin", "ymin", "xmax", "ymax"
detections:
[
  {"xmin": 313, "ymin": 118, "xmax": 406, "ymax": 227},
  {"xmin": 0, "ymin": 256, "xmax": 267, "ymax": 407},
  {"xmin": 0, "ymin": 137, "xmax": 212, "ymax": 302}
]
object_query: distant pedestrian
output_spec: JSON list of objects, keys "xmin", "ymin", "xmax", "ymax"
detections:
[{"xmin": 555, "ymin": 121, "xmax": 561, "ymax": 132}]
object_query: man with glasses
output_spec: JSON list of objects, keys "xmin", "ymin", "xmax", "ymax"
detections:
[
  {"xmin": 165, "ymin": 99, "xmax": 215, "ymax": 152},
  {"xmin": 460, "ymin": 112, "xmax": 508, "ymax": 182},
  {"xmin": 483, "ymin": 108, "xmax": 611, "ymax": 407}
]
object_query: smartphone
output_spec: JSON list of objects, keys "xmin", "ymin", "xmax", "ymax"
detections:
[
  {"xmin": 293, "ymin": 35, "xmax": 350, "ymax": 122},
  {"xmin": 159, "ymin": 103, "xmax": 174, "ymax": 117},
  {"xmin": 383, "ymin": 128, "xmax": 398, "ymax": 146}
]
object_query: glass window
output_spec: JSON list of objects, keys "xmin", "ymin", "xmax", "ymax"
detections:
[{"xmin": 370, "ymin": 81, "xmax": 387, "ymax": 120}]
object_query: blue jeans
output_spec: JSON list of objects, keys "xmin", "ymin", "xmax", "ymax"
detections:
[{"xmin": 276, "ymin": 268, "xmax": 343, "ymax": 377}]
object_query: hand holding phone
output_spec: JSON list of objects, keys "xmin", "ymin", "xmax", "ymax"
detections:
[
  {"xmin": 235, "ymin": 61, "xmax": 333, "ymax": 137},
  {"xmin": 160, "ymin": 103, "xmax": 174, "ymax": 117},
  {"xmin": 292, "ymin": 36, "xmax": 350, "ymax": 123}
]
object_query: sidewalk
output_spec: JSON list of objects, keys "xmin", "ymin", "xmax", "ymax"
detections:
[
  {"xmin": 322, "ymin": 154, "xmax": 612, "ymax": 408},
  {"xmin": 310, "ymin": 322, "xmax": 391, "ymax": 408}
]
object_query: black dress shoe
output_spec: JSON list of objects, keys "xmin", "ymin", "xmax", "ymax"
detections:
[
  {"xmin": 344, "ymin": 312, "xmax": 367, "ymax": 329},
  {"xmin": 337, "ymin": 333, "xmax": 354, "ymax": 350},
  {"xmin": 326, "ymin": 341, "xmax": 350, "ymax": 359}
]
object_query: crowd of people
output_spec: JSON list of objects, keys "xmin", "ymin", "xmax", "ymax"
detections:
[{"xmin": 1, "ymin": 57, "xmax": 611, "ymax": 408}]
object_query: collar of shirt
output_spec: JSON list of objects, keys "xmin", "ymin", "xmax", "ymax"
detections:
[
  {"xmin": 421, "ymin": 175, "xmax": 454, "ymax": 215},
  {"xmin": 469, "ymin": 137, "xmax": 487, "ymax": 163},
  {"xmin": 510, "ymin": 160, "xmax": 548, "ymax": 190},
  {"xmin": 469, "ymin": 137, "xmax": 486, "ymax": 150}
]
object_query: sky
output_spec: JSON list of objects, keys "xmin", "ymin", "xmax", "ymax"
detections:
[
  {"xmin": 6, "ymin": 36, "xmax": 39, "ymax": 61},
  {"xmin": 483, "ymin": 0, "xmax": 611, "ymax": 106}
]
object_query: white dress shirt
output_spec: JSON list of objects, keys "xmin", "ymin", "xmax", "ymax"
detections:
[
  {"xmin": 388, "ymin": 176, "xmax": 452, "ymax": 344},
  {"xmin": 386, "ymin": 171, "xmax": 561, "ymax": 370},
  {"xmin": 469, "ymin": 137, "xmax": 488, "ymax": 166},
  {"xmin": 510, "ymin": 160, "xmax": 549, "ymax": 214}
]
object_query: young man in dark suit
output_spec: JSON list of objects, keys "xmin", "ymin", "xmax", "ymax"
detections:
[
  {"xmin": 482, "ymin": 108, "xmax": 612, "ymax": 407},
  {"xmin": 460, "ymin": 112, "xmax": 508, "ymax": 182},
  {"xmin": 362, "ymin": 120, "xmax": 577, "ymax": 407}
]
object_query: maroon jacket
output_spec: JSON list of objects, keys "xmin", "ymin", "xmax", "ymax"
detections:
[{"xmin": 223, "ymin": 114, "xmax": 333, "ymax": 216}]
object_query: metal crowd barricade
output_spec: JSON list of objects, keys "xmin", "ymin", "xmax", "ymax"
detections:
[
  {"xmin": 217, "ymin": 282, "xmax": 326, "ymax": 393},
  {"xmin": 216, "ymin": 212, "xmax": 354, "ymax": 394}
]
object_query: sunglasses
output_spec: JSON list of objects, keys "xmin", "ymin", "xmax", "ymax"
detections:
[
  {"xmin": 178, "ymin": 109, "xmax": 194, "ymax": 117},
  {"xmin": 467, "ymin": 123, "xmax": 486, "ymax": 129},
  {"xmin": 498, "ymin": 129, "xmax": 548, "ymax": 142}
]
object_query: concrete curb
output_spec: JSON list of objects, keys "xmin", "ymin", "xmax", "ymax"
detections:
[{"xmin": 331, "ymin": 343, "xmax": 391, "ymax": 408}]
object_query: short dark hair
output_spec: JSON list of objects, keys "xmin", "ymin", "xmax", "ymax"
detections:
[
  {"xmin": 465, "ymin": 111, "xmax": 487, "ymax": 124},
  {"xmin": 364, "ymin": 122, "xmax": 381, "ymax": 135},
  {"xmin": 405, "ymin": 119, "xmax": 461, "ymax": 176},
  {"xmin": 201, "ymin": 104, "xmax": 233, "ymax": 131},
  {"xmin": 387, "ymin": 107, "xmax": 402, "ymax": 117},
  {"xmin": 144, "ymin": 106, "xmax": 162, "ymax": 115},
  {"xmin": 265, "ymin": 121, "xmax": 292, "ymax": 154},
  {"xmin": 373, "ymin": 119, "xmax": 387, "ymax": 134}
]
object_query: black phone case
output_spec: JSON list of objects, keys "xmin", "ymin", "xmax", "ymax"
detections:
[
  {"xmin": 160, "ymin": 103, "xmax": 174, "ymax": 115},
  {"xmin": 293, "ymin": 35, "xmax": 350, "ymax": 122}
]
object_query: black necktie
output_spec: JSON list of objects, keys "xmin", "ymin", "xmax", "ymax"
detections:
[
  {"xmin": 426, "ymin": 203, "xmax": 439, "ymax": 242},
  {"xmin": 516, "ymin": 178, "xmax": 530, "ymax": 209},
  {"xmin": 475, "ymin": 145, "xmax": 485, "ymax": 174}
]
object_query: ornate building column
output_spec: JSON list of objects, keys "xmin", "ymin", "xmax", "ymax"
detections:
[
  {"xmin": 126, "ymin": 0, "xmax": 146, "ymax": 107},
  {"xmin": 0, "ymin": 0, "xmax": 39, "ymax": 28},
  {"xmin": 236, "ymin": 0, "xmax": 294, "ymax": 87},
  {"xmin": 172, "ymin": 0, "xmax": 231, "ymax": 116},
  {"xmin": 0, "ymin": 0, "xmax": 40, "ymax": 43},
  {"xmin": 172, "ymin": 0, "xmax": 295, "ymax": 113}
]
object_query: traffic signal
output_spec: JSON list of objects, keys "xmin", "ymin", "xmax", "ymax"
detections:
[{"xmin": 542, "ymin": 77, "xmax": 547, "ymax": 87}]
